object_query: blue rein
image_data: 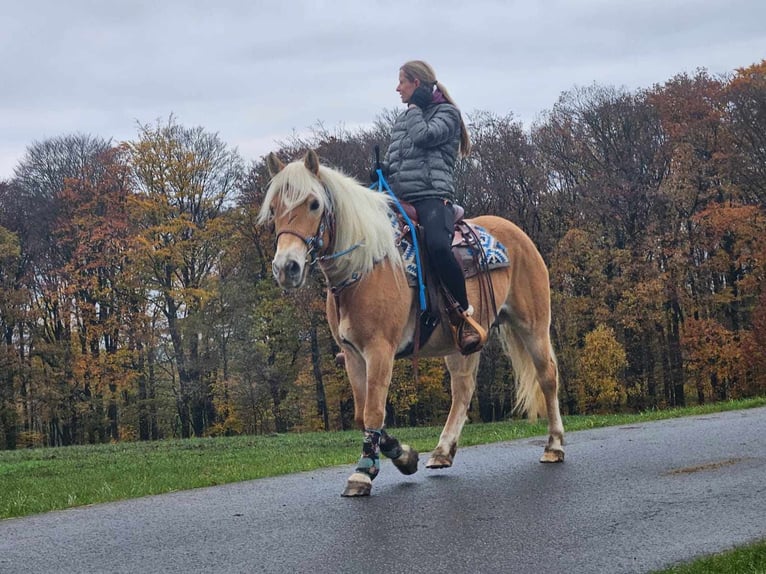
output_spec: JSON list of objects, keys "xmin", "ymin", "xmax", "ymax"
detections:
[{"xmin": 371, "ymin": 170, "xmax": 427, "ymax": 312}]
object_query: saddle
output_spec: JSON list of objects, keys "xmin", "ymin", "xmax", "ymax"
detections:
[{"xmin": 392, "ymin": 201, "xmax": 509, "ymax": 358}]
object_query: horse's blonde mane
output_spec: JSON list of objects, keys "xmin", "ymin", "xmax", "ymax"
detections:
[{"xmin": 258, "ymin": 158, "xmax": 402, "ymax": 284}]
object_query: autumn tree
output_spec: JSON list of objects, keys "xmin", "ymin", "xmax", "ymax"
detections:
[
  {"xmin": 682, "ymin": 318, "xmax": 745, "ymax": 402},
  {"xmin": 12, "ymin": 135, "xmax": 113, "ymax": 265},
  {"xmin": 574, "ymin": 325, "xmax": 628, "ymax": 414},
  {"xmin": 725, "ymin": 60, "xmax": 766, "ymax": 204},
  {"xmin": 53, "ymin": 146, "xmax": 146, "ymax": 441},
  {"xmin": 128, "ymin": 117, "xmax": 244, "ymax": 438},
  {"xmin": 0, "ymin": 224, "xmax": 23, "ymax": 448},
  {"xmin": 742, "ymin": 291, "xmax": 766, "ymax": 396},
  {"xmin": 10, "ymin": 135, "xmax": 114, "ymax": 446},
  {"xmin": 464, "ymin": 112, "xmax": 549, "ymax": 248},
  {"xmin": 648, "ymin": 70, "xmax": 737, "ymax": 406}
]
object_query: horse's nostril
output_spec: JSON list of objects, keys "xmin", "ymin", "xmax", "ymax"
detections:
[{"xmin": 286, "ymin": 260, "xmax": 301, "ymax": 278}]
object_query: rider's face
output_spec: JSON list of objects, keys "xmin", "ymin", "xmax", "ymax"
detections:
[{"xmin": 397, "ymin": 70, "xmax": 419, "ymax": 105}]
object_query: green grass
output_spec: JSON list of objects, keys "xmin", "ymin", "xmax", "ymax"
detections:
[
  {"xmin": 1, "ymin": 397, "xmax": 764, "ymax": 520},
  {"xmin": 654, "ymin": 539, "xmax": 766, "ymax": 573}
]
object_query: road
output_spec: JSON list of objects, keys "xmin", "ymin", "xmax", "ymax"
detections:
[{"xmin": 1, "ymin": 407, "xmax": 765, "ymax": 574}]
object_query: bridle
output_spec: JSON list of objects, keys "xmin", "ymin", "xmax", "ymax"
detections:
[
  {"xmin": 272, "ymin": 188, "xmax": 361, "ymax": 265},
  {"xmin": 271, "ymin": 182, "xmax": 367, "ymax": 299},
  {"xmin": 274, "ymin": 203, "xmax": 335, "ymax": 267}
]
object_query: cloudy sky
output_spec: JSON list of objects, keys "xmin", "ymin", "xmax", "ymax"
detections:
[{"xmin": 2, "ymin": 0, "xmax": 764, "ymax": 180}]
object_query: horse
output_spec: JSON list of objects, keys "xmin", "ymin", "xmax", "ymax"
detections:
[{"xmin": 258, "ymin": 149, "xmax": 564, "ymax": 497}]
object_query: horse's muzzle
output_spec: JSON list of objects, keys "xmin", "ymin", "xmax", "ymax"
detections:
[{"xmin": 272, "ymin": 255, "xmax": 306, "ymax": 289}]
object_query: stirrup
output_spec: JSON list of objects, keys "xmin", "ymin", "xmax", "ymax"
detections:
[{"xmin": 451, "ymin": 305, "xmax": 488, "ymax": 355}]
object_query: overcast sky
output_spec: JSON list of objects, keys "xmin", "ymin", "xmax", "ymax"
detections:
[{"xmin": 2, "ymin": 0, "xmax": 764, "ymax": 180}]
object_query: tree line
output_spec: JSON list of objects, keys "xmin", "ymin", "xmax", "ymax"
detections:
[{"xmin": 1, "ymin": 61, "xmax": 764, "ymax": 449}]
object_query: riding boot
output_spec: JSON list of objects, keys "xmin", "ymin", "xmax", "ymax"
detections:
[{"xmin": 448, "ymin": 304, "xmax": 488, "ymax": 355}]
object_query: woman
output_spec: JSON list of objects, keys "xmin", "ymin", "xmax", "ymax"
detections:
[{"xmin": 381, "ymin": 60, "xmax": 486, "ymax": 354}]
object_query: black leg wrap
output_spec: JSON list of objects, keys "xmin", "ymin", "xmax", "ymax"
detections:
[{"xmin": 355, "ymin": 429, "xmax": 381, "ymax": 479}]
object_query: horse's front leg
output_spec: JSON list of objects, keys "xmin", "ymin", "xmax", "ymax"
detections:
[
  {"xmin": 342, "ymin": 344, "xmax": 419, "ymax": 497},
  {"xmin": 342, "ymin": 349, "xmax": 367, "ymax": 430}
]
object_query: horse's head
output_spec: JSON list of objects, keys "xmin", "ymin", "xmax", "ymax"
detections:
[
  {"xmin": 260, "ymin": 150, "xmax": 331, "ymax": 289},
  {"xmin": 259, "ymin": 149, "xmax": 401, "ymax": 292}
]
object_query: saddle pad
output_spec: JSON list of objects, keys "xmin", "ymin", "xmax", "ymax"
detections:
[{"xmin": 389, "ymin": 214, "xmax": 510, "ymax": 286}]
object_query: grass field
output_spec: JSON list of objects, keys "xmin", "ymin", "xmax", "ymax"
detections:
[{"xmin": 2, "ymin": 397, "xmax": 764, "ymax": 521}]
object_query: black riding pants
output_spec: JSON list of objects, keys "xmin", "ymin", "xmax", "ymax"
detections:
[{"xmin": 411, "ymin": 198, "xmax": 468, "ymax": 310}]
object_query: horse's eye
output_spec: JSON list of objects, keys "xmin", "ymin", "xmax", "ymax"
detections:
[
  {"xmin": 268, "ymin": 206, "xmax": 275, "ymax": 219},
  {"xmin": 309, "ymin": 199, "xmax": 320, "ymax": 211}
]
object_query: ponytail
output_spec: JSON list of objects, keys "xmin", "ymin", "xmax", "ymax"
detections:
[{"xmin": 434, "ymin": 80, "xmax": 472, "ymax": 157}]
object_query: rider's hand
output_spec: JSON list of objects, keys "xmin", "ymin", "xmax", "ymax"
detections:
[{"xmin": 408, "ymin": 86, "xmax": 432, "ymax": 109}]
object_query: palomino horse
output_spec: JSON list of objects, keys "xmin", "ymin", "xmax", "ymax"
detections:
[{"xmin": 259, "ymin": 150, "xmax": 564, "ymax": 497}]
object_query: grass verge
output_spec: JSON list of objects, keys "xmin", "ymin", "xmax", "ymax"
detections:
[
  {"xmin": 1, "ymin": 397, "xmax": 764, "ymax": 520},
  {"xmin": 654, "ymin": 539, "xmax": 766, "ymax": 573}
]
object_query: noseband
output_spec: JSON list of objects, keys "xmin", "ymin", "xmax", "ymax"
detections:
[{"xmin": 275, "ymin": 209, "xmax": 334, "ymax": 266}]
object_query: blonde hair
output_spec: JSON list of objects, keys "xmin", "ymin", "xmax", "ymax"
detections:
[{"xmin": 400, "ymin": 60, "xmax": 472, "ymax": 157}]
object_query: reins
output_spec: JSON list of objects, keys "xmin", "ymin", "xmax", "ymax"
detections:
[
  {"xmin": 370, "ymin": 145, "xmax": 427, "ymax": 313},
  {"xmin": 369, "ymin": 145, "xmax": 430, "ymax": 382}
]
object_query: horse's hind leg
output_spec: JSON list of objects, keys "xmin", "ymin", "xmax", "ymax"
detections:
[
  {"xmin": 426, "ymin": 352, "xmax": 481, "ymax": 468},
  {"xmin": 504, "ymin": 325, "xmax": 565, "ymax": 462},
  {"xmin": 535, "ymin": 366, "xmax": 565, "ymax": 461},
  {"xmin": 529, "ymin": 335, "xmax": 564, "ymax": 462}
]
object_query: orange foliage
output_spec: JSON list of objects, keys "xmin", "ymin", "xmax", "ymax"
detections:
[
  {"xmin": 729, "ymin": 60, "xmax": 766, "ymax": 89},
  {"xmin": 693, "ymin": 203, "xmax": 766, "ymax": 298},
  {"xmin": 681, "ymin": 318, "xmax": 751, "ymax": 401}
]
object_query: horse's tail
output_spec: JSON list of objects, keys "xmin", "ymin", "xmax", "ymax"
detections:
[{"xmin": 497, "ymin": 323, "xmax": 550, "ymax": 421}]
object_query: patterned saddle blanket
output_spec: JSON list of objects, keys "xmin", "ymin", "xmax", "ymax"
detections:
[{"xmin": 389, "ymin": 213, "xmax": 510, "ymax": 287}]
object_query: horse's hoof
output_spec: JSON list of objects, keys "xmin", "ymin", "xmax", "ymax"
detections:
[
  {"xmin": 426, "ymin": 453, "xmax": 453, "ymax": 469},
  {"xmin": 341, "ymin": 472, "xmax": 372, "ymax": 497},
  {"xmin": 540, "ymin": 448, "xmax": 565, "ymax": 463},
  {"xmin": 334, "ymin": 352, "xmax": 346, "ymax": 367},
  {"xmin": 392, "ymin": 445, "xmax": 419, "ymax": 475}
]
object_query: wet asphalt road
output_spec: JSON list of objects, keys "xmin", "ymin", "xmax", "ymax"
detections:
[{"xmin": 1, "ymin": 407, "xmax": 765, "ymax": 574}]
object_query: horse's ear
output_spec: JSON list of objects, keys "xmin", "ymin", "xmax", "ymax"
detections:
[
  {"xmin": 267, "ymin": 152, "xmax": 285, "ymax": 177},
  {"xmin": 304, "ymin": 149, "xmax": 320, "ymax": 176}
]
